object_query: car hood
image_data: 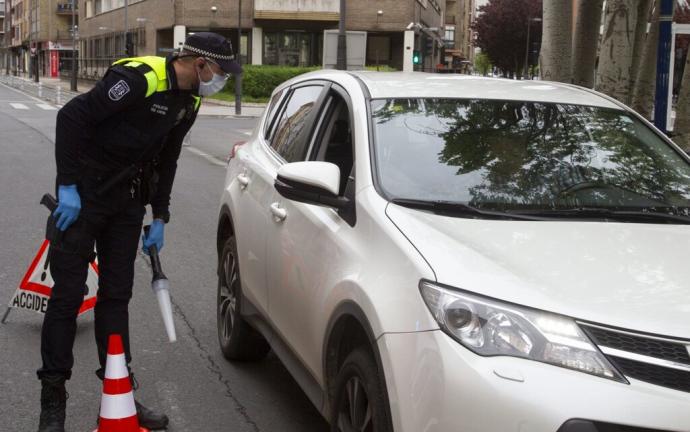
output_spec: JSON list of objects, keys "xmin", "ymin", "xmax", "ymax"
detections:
[{"xmin": 386, "ymin": 204, "xmax": 690, "ymax": 339}]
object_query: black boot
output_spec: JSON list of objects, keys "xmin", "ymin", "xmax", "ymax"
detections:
[
  {"xmin": 135, "ymin": 400, "xmax": 169, "ymax": 430},
  {"xmin": 129, "ymin": 374, "xmax": 169, "ymax": 430},
  {"xmin": 38, "ymin": 375, "xmax": 67, "ymax": 432}
]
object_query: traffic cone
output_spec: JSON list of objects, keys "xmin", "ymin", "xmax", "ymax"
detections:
[{"xmin": 93, "ymin": 334, "xmax": 148, "ymax": 432}]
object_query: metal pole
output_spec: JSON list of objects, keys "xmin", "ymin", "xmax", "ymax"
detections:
[
  {"xmin": 336, "ymin": 0, "xmax": 346, "ymax": 70},
  {"xmin": 70, "ymin": 0, "xmax": 77, "ymax": 91},
  {"xmin": 33, "ymin": 0, "xmax": 38, "ymax": 82},
  {"xmin": 124, "ymin": 0, "xmax": 129, "ymax": 55},
  {"xmin": 235, "ymin": 0, "xmax": 242, "ymax": 115},
  {"xmin": 654, "ymin": 0, "xmax": 674, "ymax": 132},
  {"xmin": 523, "ymin": 18, "xmax": 531, "ymax": 80}
]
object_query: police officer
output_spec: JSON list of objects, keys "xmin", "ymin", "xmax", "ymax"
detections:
[{"xmin": 37, "ymin": 33, "xmax": 240, "ymax": 432}]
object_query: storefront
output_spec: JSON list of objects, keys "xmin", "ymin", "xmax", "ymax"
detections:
[{"xmin": 46, "ymin": 41, "xmax": 76, "ymax": 78}]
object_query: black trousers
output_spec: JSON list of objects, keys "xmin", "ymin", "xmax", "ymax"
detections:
[{"xmin": 37, "ymin": 177, "xmax": 145, "ymax": 381}]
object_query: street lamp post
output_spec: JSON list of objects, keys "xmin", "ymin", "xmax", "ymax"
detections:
[
  {"xmin": 70, "ymin": 0, "xmax": 77, "ymax": 91},
  {"xmin": 235, "ymin": 0, "xmax": 242, "ymax": 115},
  {"xmin": 523, "ymin": 17, "xmax": 541, "ymax": 80},
  {"xmin": 124, "ymin": 0, "xmax": 130, "ymax": 55},
  {"xmin": 336, "ymin": 0, "xmax": 346, "ymax": 70}
]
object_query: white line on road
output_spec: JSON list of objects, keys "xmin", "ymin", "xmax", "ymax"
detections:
[
  {"xmin": 184, "ymin": 146, "xmax": 227, "ymax": 167},
  {"xmin": 9, "ymin": 103, "xmax": 29, "ymax": 110},
  {"xmin": 36, "ymin": 103, "xmax": 57, "ymax": 110}
]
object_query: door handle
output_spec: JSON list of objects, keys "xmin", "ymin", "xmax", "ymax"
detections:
[
  {"xmin": 270, "ymin": 202, "xmax": 287, "ymax": 222},
  {"xmin": 237, "ymin": 173, "xmax": 250, "ymax": 189}
]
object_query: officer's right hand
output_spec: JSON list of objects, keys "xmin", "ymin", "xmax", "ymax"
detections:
[{"xmin": 54, "ymin": 184, "xmax": 81, "ymax": 231}]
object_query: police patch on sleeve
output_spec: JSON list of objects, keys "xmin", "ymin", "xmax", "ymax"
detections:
[{"xmin": 108, "ymin": 80, "xmax": 131, "ymax": 101}]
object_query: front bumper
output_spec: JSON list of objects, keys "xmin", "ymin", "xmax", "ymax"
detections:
[{"xmin": 378, "ymin": 330, "xmax": 690, "ymax": 432}]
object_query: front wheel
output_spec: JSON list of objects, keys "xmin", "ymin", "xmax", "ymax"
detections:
[
  {"xmin": 217, "ymin": 235, "xmax": 270, "ymax": 361},
  {"xmin": 330, "ymin": 347, "xmax": 392, "ymax": 432}
]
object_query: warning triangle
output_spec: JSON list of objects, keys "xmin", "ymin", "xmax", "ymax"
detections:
[{"xmin": 8, "ymin": 240, "xmax": 98, "ymax": 315}]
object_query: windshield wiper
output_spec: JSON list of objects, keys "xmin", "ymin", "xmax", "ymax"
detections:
[
  {"xmin": 514, "ymin": 207, "xmax": 690, "ymax": 224},
  {"xmin": 390, "ymin": 198, "xmax": 545, "ymax": 221}
]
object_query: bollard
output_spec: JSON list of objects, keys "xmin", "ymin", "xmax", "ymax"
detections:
[
  {"xmin": 56, "ymin": 86, "xmax": 62, "ymax": 105},
  {"xmin": 38, "ymin": 82, "xmax": 43, "ymax": 98}
]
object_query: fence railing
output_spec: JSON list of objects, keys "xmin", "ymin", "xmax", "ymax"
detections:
[{"xmin": 0, "ymin": 73, "xmax": 80, "ymax": 105}]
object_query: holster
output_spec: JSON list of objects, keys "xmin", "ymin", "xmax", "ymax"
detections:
[{"xmin": 45, "ymin": 215, "xmax": 97, "ymax": 263}]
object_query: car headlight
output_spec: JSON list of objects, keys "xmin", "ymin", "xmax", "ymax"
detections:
[{"xmin": 420, "ymin": 281, "xmax": 627, "ymax": 383}]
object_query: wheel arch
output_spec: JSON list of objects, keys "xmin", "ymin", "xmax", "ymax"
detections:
[{"xmin": 322, "ymin": 300, "xmax": 394, "ymax": 428}]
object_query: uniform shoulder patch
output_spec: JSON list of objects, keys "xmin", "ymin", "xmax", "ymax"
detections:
[{"xmin": 108, "ymin": 80, "xmax": 131, "ymax": 101}]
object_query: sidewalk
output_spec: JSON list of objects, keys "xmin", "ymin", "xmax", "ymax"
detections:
[{"xmin": 0, "ymin": 71, "xmax": 266, "ymax": 117}]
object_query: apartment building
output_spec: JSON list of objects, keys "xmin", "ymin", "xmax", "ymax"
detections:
[
  {"xmin": 77, "ymin": 0, "xmax": 447, "ymax": 76},
  {"xmin": 4, "ymin": 0, "xmax": 78, "ymax": 77},
  {"xmin": 444, "ymin": 0, "xmax": 474, "ymax": 72},
  {"xmin": 0, "ymin": 1, "xmax": 6, "ymax": 70}
]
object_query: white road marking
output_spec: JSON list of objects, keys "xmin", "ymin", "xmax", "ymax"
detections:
[
  {"xmin": 10, "ymin": 103, "xmax": 29, "ymax": 110},
  {"xmin": 36, "ymin": 103, "xmax": 57, "ymax": 110},
  {"xmin": 184, "ymin": 146, "xmax": 227, "ymax": 167}
]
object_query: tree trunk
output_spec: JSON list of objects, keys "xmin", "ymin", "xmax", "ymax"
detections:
[
  {"xmin": 595, "ymin": 0, "xmax": 638, "ymax": 103},
  {"xmin": 573, "ymin": 0, "xmax": 604, "ymax": 88},
  {"xmin": 540, "ymin": 0, "xmax": 573, "ymax": 83},
  {"xmin": 629, "ymin": 0, "xmax": 655, "ymax": 103},
  {"xmin": 631, "ymin": 2, "xmax": 660, "ymax": 119}
]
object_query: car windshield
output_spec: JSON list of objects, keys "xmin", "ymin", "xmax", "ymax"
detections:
[{"xmin": 371, "ymin": 98, "xmax": 690, "ymax": 215}]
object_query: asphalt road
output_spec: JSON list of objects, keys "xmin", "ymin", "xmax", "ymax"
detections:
[{"xmin": 0, "ymin": 82, "xmax": 329, "ymax": 431}]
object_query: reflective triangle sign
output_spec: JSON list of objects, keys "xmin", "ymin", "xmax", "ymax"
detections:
[{"xmin": 8, "ymin": 240, "xmax": 98, "ymax": 315}]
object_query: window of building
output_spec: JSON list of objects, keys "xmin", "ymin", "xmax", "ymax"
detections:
[
  {"xmin": 263, "ymin": 31, "xmax": 322, "ymax": 67},
  {"xmin": 444, "ymin": 25, "xmax": 456, "ymax": 49},
  {"xmin": 367, "ymin": 36, "xmax": 391, "ymax": 66}
]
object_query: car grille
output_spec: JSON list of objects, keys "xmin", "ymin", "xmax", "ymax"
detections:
[{"xmin": 580, "ymin": 323, "xmax": 690, "ymax": 393}]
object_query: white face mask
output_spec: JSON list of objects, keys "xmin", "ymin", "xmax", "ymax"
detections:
[{"xmin": 198, "ymin": 68, "xmax": 228, "ymax": 96}]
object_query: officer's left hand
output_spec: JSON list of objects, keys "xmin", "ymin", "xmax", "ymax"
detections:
[{"xmin": 142, "ymin": 219, "xmax": 165, "ymax": 255}]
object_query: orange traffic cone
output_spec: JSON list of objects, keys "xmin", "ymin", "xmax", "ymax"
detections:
[{"xmin": 93, "ymin": 334, "xmax": 148, "ymax": 432}]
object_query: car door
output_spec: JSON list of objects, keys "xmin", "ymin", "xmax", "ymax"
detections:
[
  {"xmin": 231, "ymin": 88, "xmax": 286, "ymax": 315},
  {"xmin": 266, "ymin": 85, "xmax": 358, "ymax": 381}
]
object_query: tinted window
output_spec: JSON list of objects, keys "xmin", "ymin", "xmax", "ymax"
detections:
[
  {"xmin": 263, "ymin": 89, "xmax": 284, "ymax": 142},
  {"xmin": 271, "ymin": 85, "xmax": 323, "ymax": 162},
  {"xmin": 371, "ymin": 98, "xmax": 690, "ymax": 212}
]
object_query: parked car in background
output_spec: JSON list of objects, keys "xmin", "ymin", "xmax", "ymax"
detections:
[{"xmin": 217, "ymin": 71, "xmax": 690, "ymax": 432}]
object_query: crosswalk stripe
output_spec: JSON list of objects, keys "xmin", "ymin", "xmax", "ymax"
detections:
[
  {"xmin": 36, "ymin": 103, "xmax": 57, "ymax": 110},
  {"xmin": 9, "ymin": 103, "xmax": 29, "ymax": 110}
]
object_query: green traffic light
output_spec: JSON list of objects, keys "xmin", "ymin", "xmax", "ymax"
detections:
[{"xmin": 413, "ymin": 50, "xmax": 421, "ymax": 65}]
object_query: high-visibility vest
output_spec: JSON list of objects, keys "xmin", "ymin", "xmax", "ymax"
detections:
[{"xmin": 112, "ymin": 56, "xmax": 201, "ymax": 110}]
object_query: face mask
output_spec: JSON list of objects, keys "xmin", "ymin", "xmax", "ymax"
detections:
[{"xmin": 198, "ymin": 68, "xmax": 228, "ymax": 96}]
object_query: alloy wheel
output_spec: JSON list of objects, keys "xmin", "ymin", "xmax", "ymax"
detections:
[{"xmin": 336, "ymin": 376, "xmax": 373, "ymax": 432}]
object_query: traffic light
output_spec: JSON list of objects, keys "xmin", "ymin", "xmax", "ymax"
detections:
[{"xmin": 413, "ymin": 50, "xmax": 421, "ymax": 65}]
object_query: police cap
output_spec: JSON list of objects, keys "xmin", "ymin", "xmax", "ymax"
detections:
[{"xmin": 182, "ymin": 32, "xmax": 242, "ymax": 75}]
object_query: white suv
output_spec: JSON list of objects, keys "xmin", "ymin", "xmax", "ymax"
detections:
[{"xmin": 216, "ymin": 71, "xmax": 690, "ymax": 432}]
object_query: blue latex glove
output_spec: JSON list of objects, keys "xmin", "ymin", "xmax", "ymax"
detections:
[
  {"xmin": 54, "ymin": 184, "xmax": 81, "ymax": 231},
  {"xmin": 142, "ymin": 219, "xmax": 165, "ymax": 255}
]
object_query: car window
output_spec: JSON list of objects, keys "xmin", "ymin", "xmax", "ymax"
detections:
[
  {"xmin": 271, "ymin": 85, "xmax": 324, "ymax": 162},
  {"xmin": 311, "ymin": 95, "xmax": 353, "ymax": 196},
  {"xmin": 263, "ymin": 89, "xmax": 285, "ymax": 142},
  {"xmin": 371, "ymin": 98, "xmax": 690, "ymax": 213}
]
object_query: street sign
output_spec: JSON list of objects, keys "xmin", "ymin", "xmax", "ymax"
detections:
[{"xmin": 323, "ymin": 30, "xmax": 367, "ymax": 70}]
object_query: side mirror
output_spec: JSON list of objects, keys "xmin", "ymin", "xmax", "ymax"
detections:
[{"xmin": 274, "ymin": 162, "xmax": 349, "ymax": 210}]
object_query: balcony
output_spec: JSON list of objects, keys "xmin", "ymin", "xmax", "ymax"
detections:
[
  {"xmin": 56, "ymin": 3, "xmax": 77, "ymax": 15},
  {"xmin": 254, "ymin": 0, "xmax": 339, "ymax": 21}
]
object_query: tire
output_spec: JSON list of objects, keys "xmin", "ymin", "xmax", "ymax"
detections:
[
  {"xmin": 217, "ymin": 235, "xmax": 270, "ymax": 361},
  {"xmin": 330, "ymin": 347, "xmax": 393, "ymax": 432}
]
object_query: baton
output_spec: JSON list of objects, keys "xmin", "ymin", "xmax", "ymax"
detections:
[{"xmin": 143, "ymin": 225, "xmax": 177, "ymax": 342}]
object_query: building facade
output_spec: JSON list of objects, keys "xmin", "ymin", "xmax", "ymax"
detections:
[
  {"xmin": 3, "ymin": 0, "xmax": 78, "ymax": 77},
  {"xmin": 443, "ymin": 0, "xmax": 474, "ymax": 72},
  {"xmin": 76, "ymin": 0, "xmax": 447, "ymax": 77}
]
